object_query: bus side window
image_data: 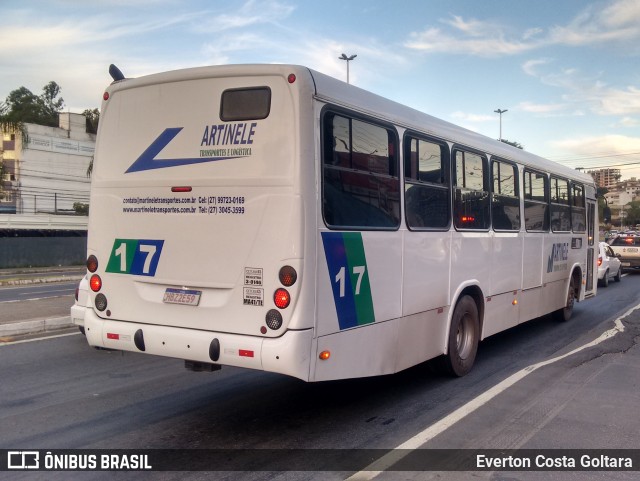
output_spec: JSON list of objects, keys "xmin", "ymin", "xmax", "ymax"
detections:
[
  {"xmin": 571, "ymin": 182, "xmax": 586, "ymax": 233},
  {"xmin": 403, "ymin": 135, "xmax": 450, "ymax": 229},
  {"xmin": 491, "ymin": 159, "xmax": 520, "ymax": 231},
  {"xmin": 523, "ymin": 170, "xmax": 549, "ymax": 232},
  {"xmin": 453, "ymin": 149, "xmax": 490, "ymax": 230},
  {"xmin": 550, "ymin": 176, "xmax": 571, "ymax": 232},
  {"xmin": 322, "ymin": 111, "xmax": 400, "ymax": 230}
]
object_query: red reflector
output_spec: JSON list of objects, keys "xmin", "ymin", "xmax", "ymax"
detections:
[
  {"xmin": 274, "ymin": 288, "xmax": 290, "ymax": 309},
  {"xmin": 103, "ymin": 92, "xmax": 109, "ymax": 101},
  {"xmin": 171, "ymin": 186, "xmax": 192, "ymax": 192},
  {"xmin": 239, "ymin": 349, "xmax": 254, "ymax": 358},
  {"xmin": 107, "ymin": 333, "xmax": 120, "ymax": 340},
  {"xmin": 90, "ymin": 274, "xmax": 102, "ymax": 292},
  {"xmin": 288, "ymin": 73, "xmax": 296, "ymax": 83}
]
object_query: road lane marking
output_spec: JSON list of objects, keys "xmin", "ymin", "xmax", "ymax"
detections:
[
  {"xmin": 345, "ymin": 303, "xmax": 636, "ymax": 480},
  {"xmin": 0, "ymin": 331, "xmax": 80, "ymax": 346}
]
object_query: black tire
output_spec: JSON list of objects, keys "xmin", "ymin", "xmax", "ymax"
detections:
[
  {"xmin": 602, "ymin": 270, "xmax": 609, "ymax": 287},
  {"xmin": 441, "ymin": 295, "xmax": 480, "ymax": 377},
  {"xmin": 614, "ymin": 267, "xmax": 622, "ymax": 283},
  {"xmin": 78, "ymin": 325, "xmax": 86, "ymax": 336},
  {"xmin": 553, "ymin": 276, "xmax": 575, "ymax": 322}
]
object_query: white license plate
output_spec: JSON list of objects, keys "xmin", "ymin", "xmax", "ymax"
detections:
[
  {"xmin": 626, "ymin": 248, "xmax": 638, "ymax": 252},
  {"xmin": 163, "ymin": 288, "xmax": 201, "ymax": 306},
  {"xmin": 622, "ymin": 262, "xmax": 631, "ymax": 267}
]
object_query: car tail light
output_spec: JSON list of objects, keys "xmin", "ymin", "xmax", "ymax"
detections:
[{"xmin": 597, "ymin": 256, "xmax": 603, "ymax": 267}]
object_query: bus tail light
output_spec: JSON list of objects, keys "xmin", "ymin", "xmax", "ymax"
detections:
[
  {"xmin": 265, "ymin": 309, "xmax": 283, "ymax": 330},
  {"xmin": 274, "ymin": 288, "xmax": 290, "ymax": 309},
  {"xmin": 87, "ymin": 255, "xmax": 98, "ymax": 273},
  {"xmin": 279, "ymin": 266, "xmax": 297, "ymax": 287},
  {"xmin": 90, "ymin": 274, "xmax": 102, "ymax": 292},
  {"xmin": 95, "ymin": 293, "xmax": 108, "ymax": 311}
]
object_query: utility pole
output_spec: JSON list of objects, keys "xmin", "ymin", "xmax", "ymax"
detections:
[
  {"xmin": 339, "ymin": 53, "xmax": 357, "ymax": 84},
  {"xmin": 494, "ymin": 109, "xmax": 508, "ymax": 141}
]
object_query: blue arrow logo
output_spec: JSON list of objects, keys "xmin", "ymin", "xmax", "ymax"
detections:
[{"xmin": 125, "ymin": 128, "xmax": 246, "ymax": 173}]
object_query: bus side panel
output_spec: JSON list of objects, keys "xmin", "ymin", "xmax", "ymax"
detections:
[
  {"xmin": 313, "ymin": 321, "xmax": 398, "ymax": 381},
  {"xmin": 395, "ymin": 309, "xmax": 449, "ymax": 372},
  {"xmin": 402, "ymin": 231, "xmax": 451, "ymax": 316},
  {"xmin": 450, "ymin": 232, "xmax": 491, "ymax": 301},
  {"xmin": 482, "ymin": 291, "xmax": 520, "ymax": 339},
  {"xmin": 523, "ymin": 235, "xmax": 544, "ymax": 291},
  {"xmin": 316, "ymin": 231, "xmax": 402, "ymax": 337}
]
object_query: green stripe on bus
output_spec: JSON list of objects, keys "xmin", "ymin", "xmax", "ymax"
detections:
[{"xmin": 342, "ymin": 232, "xmax": 375, "ymax": 326}]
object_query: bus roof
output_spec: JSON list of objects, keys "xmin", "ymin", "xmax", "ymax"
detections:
[{"xmin": 105, "ymin": 63, "xmax": 594, "ymax": 186}]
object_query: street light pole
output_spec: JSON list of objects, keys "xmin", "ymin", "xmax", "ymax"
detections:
[
  {"xmin": 494, "ymin": 108, "xmax": 508, "ymax": 141},
  {"xmin": 339, "ymin": 53, "xmax": 357, "ymax": 84}
]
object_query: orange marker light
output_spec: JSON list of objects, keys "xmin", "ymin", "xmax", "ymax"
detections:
[{"xmin": 319, "ymin": 350, "xmax": 331, "ymax": 361}]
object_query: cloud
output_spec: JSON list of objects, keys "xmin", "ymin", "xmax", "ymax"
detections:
[
  {"xmin": 517, "ymin": 101, "xmax": 567, "ymax": 114},
  {"xmin": 551, "ymin": 134, "xmax": 640, "ymax": 157},
  {"xmin": 192, "ymin": 0, "xmax": 295, "ymax": 33},
  {"xmin": 405, "ymin": 0, "xmax": 640, "ymax": 57},
  {"xmin": 404, "ymin": 16, "xmax": 537, "ymax": 57},
  {"xmin": 450, "ymin": 111, "xmax": 495, "ymax": 122}
]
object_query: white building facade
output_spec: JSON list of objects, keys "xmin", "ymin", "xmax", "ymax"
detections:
[{"xmin": 1, "ymin": 112, "xmax": 94, "ymax": 215}]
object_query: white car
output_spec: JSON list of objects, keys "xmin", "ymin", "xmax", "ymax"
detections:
[
  {"xmin": 70, "ymin": 274, "xmax": 89, "ymax": 334},
  {"xmin": 598, "ymin": 241, "xmax": 622, "ymax": 287}
]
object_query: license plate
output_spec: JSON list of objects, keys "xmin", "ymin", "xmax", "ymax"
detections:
[
  {"xmin": 622, "ymin": 262, "xmax": 631, "ymax": 267},
  {"xmin": 163, "ymin": 288, "xmax": 201, "ymax": 306},
  {"xmin": 626, "ymin": 248, "xmax": 638, "ymax": 252}
]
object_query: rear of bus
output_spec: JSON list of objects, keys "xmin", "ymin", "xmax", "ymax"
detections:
[{"xmin": 83, "ymin": 65, "xmax": 316, "ymax": 380}]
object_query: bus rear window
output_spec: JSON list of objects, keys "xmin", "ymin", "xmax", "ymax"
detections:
[{"xmin": 220, "ymin": 87, "xmax": 271, "ymax": 121}]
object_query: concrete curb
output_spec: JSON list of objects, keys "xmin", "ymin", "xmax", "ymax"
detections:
[
  {"xmin": 0, "ymin": 275, "xmax": 83, "ymax": 287},
  {"xmin": 0, "ymin": 316, "xmax": 74, "ymax": 337}
]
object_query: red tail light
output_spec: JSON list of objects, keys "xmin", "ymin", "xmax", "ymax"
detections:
[
  {"xmin": 274, "ymin": 288, "xmax": 290, "ymax": 309},
  {"xmin": 90, "ymin": 274, "xmax": 102, "ymax": 292},
  {"xmin": 597, "ymin": 256, "xmax": 603, "ymax": 267}
]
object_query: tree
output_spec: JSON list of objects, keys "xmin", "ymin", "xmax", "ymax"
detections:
[
  {"xmin": 624, "ymin": 201, "xmax": 640, "ymax": 227},
  {"xmin": 83, "ymin": 108, "xmax": 100, "ymax": 134},
  {"xmin": 500, "ymin": 139, "xmax": 524, "ymax": 150},
  {"xmin": 2, "ymin": 81, "xmax": 64, "ymax": 127}
]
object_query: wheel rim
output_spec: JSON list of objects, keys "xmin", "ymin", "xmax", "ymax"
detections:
[{"xmin": 456, "ymin": 312, "xmax": 474, "ymax": 360}]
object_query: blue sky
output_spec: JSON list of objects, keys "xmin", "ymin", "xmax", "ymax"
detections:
[{"xmin": 2, "ymin": 0, "xmax": 640, "ymax": 178}]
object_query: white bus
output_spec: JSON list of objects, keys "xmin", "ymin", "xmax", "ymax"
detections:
[{"xmin": 78, "ymin": 64, "xmax": 597, "ymax": 381}]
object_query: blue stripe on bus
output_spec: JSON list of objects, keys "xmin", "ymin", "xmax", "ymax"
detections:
[{"xmin": 321, "ymin": 232, "xmax": 359, "ymax": 330}]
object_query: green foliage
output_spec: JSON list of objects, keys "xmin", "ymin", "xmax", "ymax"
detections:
[
  {"xmin": 2, "ymin": 81, "xmax": 64, "ymax": 127},
  {"xmin": 83, "ymin": 108, "xmax": 100, "ymax": 134},
  {"xmin": 73, "ymin": 202, "xmax": 90, "ymax": 216},
  {"xmin": 500, "ymin": 139, "xmax": 524, "ymax": 150}
]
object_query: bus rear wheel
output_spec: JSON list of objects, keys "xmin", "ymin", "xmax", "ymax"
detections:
[
  {"xmin": 553, "ymin": 276, "xmax": 575, "ymax": 322},
  {"xmin": 441, "ymin": 295, "xmax": 480, "ymax": 377}
]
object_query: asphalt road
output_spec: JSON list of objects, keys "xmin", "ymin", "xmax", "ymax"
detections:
[
  {"xmin": 1, "ymin": 273, "xmax": 640, "ymax": 480},
  {"xmin": 0, "ymin": 281, "xmax": 77, "ymax": 303}
]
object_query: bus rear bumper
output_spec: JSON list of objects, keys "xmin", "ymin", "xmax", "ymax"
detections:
[{"xmin": 84, "ymin": 310, "xmax": 313, "ymax": 381}]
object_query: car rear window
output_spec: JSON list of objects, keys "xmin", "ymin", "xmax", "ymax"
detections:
[{"xmin": 610, "ymin": 236, "xmax": 640, "ymax": 246}]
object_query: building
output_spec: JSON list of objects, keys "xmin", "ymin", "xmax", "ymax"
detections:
[
  {"xmin": 588, "ymin": 168, "xmax": 621, "ymax": 189},
  {"xmin": 1, "ymin": 112, "xmax": 94, "ymax": 215}
]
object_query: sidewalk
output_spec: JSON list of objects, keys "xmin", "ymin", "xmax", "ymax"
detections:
[{"xmin": 0, "ymin": 266, "xmax": 85, "ymax": 340}]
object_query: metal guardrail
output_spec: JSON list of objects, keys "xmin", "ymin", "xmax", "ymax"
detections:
[{"xmin": 0, "ymin": 214, "xmax": 88, "ymax": 230}]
